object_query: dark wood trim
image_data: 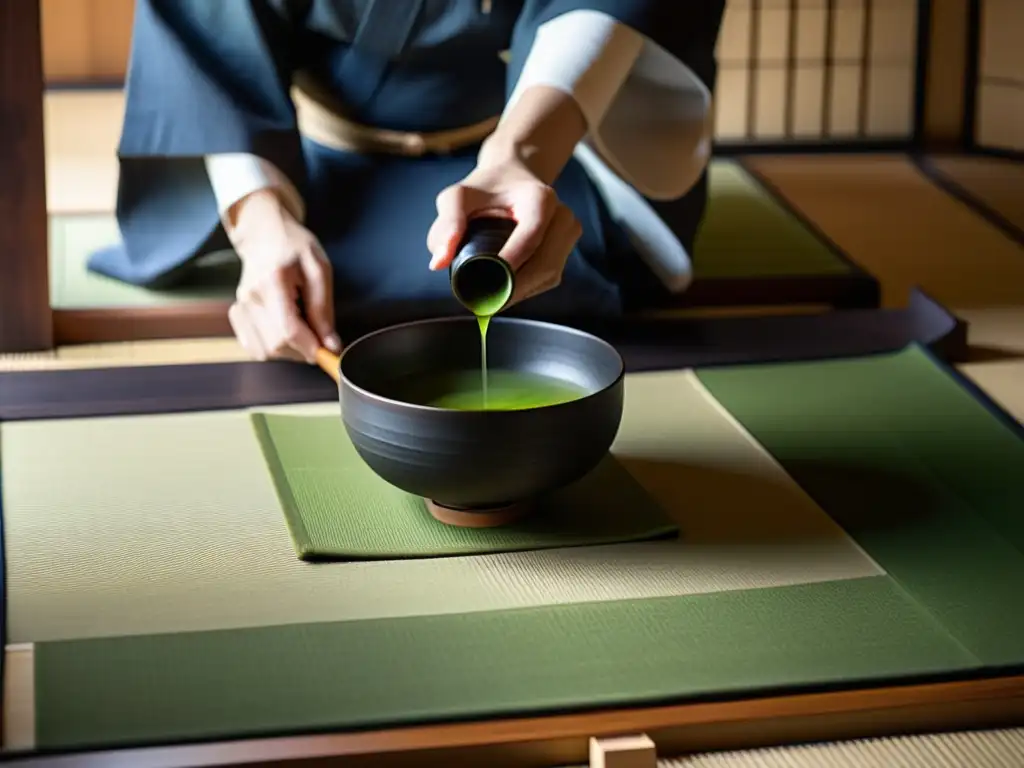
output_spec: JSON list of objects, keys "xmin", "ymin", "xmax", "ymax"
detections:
[
  {"xmin": 910, "ymin": 155, "xmax": 1024, "ymax": 248},
  {"xmin": 50, "ymin": 273, "xmax": 882, "ymax": 346},
  {"xmin": 821, "ymin": 0, "xmax": 836, "ymax": 137},
  {"xmin": 911, "ymin": 0, "xmax": 932, "ymax": 147},
  {"xmin": 672, "ymin": 274, "xmax": 880, "ymax": 312},
  {"xmin": 53, "ymin": 304, "xmax": 233, "ymax": 345},
  {"xmin": 713, "ymin": 141, "xmax": 916, "ymax": 155},
  {"xmin": 962, "ymin": 0, "xmax": 982, "ymax": 150},
  {"xmin": 745, "ymin": 0, "xmax": 761, "ymax": 140},
  {"xmin": 0, "ymin": 289, "xmax": 966, "ymax": 422},
  {"xmin": 858, "ymin": 0, "xmax": 874, "ymax": 139},
  {"xmin": 969, "ymin": 146, "xmax": 1024, "ymax": 163},
  {"xmin": 0, "ymin": 0, "xmax": 53, "ymax": 353},
  {"xmin": 919, "ymin": 0, "xmax": 972, "ymax": 150},
  {"xmin": 6, "ymin": 674, "xmax": 1024, "ymax": 767}
]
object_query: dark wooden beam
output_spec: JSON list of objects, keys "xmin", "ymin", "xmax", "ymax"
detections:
[
  {"xmin": 919, "ymin": 0, "xmax": 973, "ymax": 150},
  {"xmin": 0, "ymin": 1, "xmax": 53, "ymax": 352}
]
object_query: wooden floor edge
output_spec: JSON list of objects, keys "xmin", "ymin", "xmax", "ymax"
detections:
[
  {"xmin": 2, "ymin": 644, "xmax": 36, "ymax": 753},
  {"xmin": 5, "ymin": 674, "xmax": 1023, "ymax": 767},
  {"xmin": 53, "ymin": 304, "xmax": 233, "ymax": 345}
]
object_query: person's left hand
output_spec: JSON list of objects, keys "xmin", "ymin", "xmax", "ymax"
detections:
[{"xmin": 426, "ymin": 158, "xmax": 582, "ymax": 307}]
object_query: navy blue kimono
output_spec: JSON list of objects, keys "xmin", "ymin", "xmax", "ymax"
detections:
[{"xmin": 92, "ymin": 0, "xmax": 724, "ymax": 330}]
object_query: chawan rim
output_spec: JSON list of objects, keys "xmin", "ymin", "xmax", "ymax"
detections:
[{"xmin": 338, "ymin": 315, "xmax": 626, "ymax": 415}]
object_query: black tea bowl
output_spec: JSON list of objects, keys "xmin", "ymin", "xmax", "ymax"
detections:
[{"xmin": 337, "ymin": 316, "xmax": 625, "ymax": 526}]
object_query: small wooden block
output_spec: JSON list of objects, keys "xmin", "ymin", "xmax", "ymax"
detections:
[
  {"xmin": 3, "ymin": 644, "xmax": 36, "ymax": 751},
  {"xmin": 589, "ymin": 734, "xmax": 657, "ymax": 768}
]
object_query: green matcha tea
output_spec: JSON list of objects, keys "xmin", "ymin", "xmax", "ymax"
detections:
[
  {"xmin": 461, "ymin": 265, "xmax": 512, "ymax": 407},
  {"xmin": 478, "ymin": 314, "xmax": 491, "ymax": 404},
  {"xmin": 401, "ymin": 369, "xmax": 587, "ymax": 411}
]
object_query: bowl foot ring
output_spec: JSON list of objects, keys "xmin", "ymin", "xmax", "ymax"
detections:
[{"xmin": 425, "ymin": 499, "xmax": 534, "ymax": 528}]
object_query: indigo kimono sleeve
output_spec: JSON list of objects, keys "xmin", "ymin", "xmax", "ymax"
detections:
[{"xmin": 92, "ymin": 0, "xmax": 307, "ymax": 287}]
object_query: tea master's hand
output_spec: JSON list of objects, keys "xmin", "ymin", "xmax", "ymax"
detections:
[
  {"xmin": 425, "ymin": 85, "xmax": 589, "ymax": 307},
  {"xmin": 426, "ymin": 160, "xmax": 582, "ymax": 306},
  {"xmin": 226, "ymin": 189, "xmax": 342, "ymax": 363}
]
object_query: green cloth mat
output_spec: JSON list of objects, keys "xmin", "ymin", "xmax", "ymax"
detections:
[
  {"xmin": 49, "ymin": 162, "xmax": 851, "ymax": 309},
  {"xmin": 251, "ymin": 413, "xmax": 678, "ymax": 560}
]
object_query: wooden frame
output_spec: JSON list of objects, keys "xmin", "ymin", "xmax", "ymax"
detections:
[
  {"xmin": 52, "ymin": 304, "xmax": 233, "ymax": 345},
  {"xmin": 4, "ymin": 675, "xmax": 1024, "ymax": 767},
  {"xmin": 0, "ymin": 1, "xmax": 53, "ymax": 352},
  {"xmin": 918, "ymin": 0, "xmax": 973, "ymax": 150}
]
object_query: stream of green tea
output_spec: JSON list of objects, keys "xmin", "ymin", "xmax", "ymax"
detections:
[
  {"xmin": 468, "ymin": 289, "xmax": 507, "ymax": 409},
  {"xmin": 387, "ymin": 302, "xmax": 585, "ymax": 410},
  {"xmin": 478, "ymin": 313, "xmax": 491, "ymax": 406},
  {"xmin": 426, "ymin": 263, "xmax": 586, "ymax": 411}
]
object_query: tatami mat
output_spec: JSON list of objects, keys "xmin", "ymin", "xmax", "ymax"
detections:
[
  {"xmin": 44, "ymin": 91, "xmax": 122, "ymax": 215},
  {"xmin": 927, "ymin": 155, "xmax": 1024, "ymax": 236},
  {"xmin": 744, "ymin": 154, "xmax": 1024, "ymax": 310},
  {"xmin": 1, "ymin": 370, "xmax": 879, "ymax": 644},
  {"xmin": 0, "ymin": 338, "xmax": 245, "ymax": 372},
  {"xmin": 746, "ymin": 154, "xmax": 1024, "ymax": 424},
  {"xmin": 49, "ymin": 216, "xmax": 242, "ymax": 309}
]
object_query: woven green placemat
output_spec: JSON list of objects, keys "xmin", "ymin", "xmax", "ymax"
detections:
[{"xmin": 251, "ymin": 414, "xmax": 678, "ymax": 560}]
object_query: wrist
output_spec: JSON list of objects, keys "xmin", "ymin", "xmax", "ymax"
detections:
[
  {"xmin": 481, "ymin": 85, "xmax": 587, "ymax": 185},
  {"xmin": 477, "ymin": 135, "xmax": 533, "ymax": 174},
  {"xmin": 227, "ymin": 188, "xmax": 292, "ymax": 247}
]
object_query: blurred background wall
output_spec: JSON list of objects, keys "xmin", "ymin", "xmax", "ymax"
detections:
[{"xmin": 38, "ymin": 0, "xmax": 1018, "ymax": 153}]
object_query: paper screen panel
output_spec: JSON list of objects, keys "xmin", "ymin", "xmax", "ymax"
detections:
[
  {"xmin": 975, "ymin": 0, "xmax": 1024, "ymax": 152},
  {"xmin": 712, "ymin": 0, "xmax": 920, "ymax": 143}
]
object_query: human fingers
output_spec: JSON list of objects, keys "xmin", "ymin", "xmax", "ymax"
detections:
[
  {"xmin": 498, "ymin": 183, "xmax": 559, "ymax": 272},
  {"xmin": 509, "ymin": 205, "xmax": 582, "ymax": 306},
  {"xmin": 298, "ymin": 245, "xmax": 341, "ymax": 353},
  {"xmin": 252, "ymin": 266, "xmax": 323, "ymax": 362},
  {"xmin": 228, "ymin": 301, "xmax": 268, "ymax": 361},
  {"xmin": 427, "ymin": 184, "xmax": 493, "ymax": 270}
]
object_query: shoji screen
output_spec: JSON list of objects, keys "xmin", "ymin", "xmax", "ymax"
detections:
[
  {"xmin": 713, "ymin": 0, "xmax": 922, "ymax": 145},
  {"xmin": 974, "ymin": 0, "xmax": 1024, "ymax": 153}
]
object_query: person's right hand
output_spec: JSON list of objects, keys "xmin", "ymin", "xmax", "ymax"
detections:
[{"xmin": 226, "ymin": 189, "xmax": 341, "ymax": 363}]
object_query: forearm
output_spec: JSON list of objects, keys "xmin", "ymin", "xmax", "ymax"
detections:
[{"xmin": 477, "ymin": 85, "xmax": 587, "ymax": 186}]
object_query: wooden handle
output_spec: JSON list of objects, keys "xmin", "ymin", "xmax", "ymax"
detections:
[{"xmin": 315, "ymin": 347, "xmax": 341, "ymax": 384}]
